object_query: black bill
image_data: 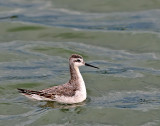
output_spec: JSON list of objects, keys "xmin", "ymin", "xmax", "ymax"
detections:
[{"xmin": 85, "ymin": 63, "xmax": 99, "ymax": 69}]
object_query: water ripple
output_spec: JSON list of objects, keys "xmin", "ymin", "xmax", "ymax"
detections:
[
  {"xmin": 91, "ymin": 90, "xmax": 160, "ymax": 111},
  {"xmin": 0, "ymin": 0, "xmax": 160, "ymax": 32},
  {"xmin": 0, "ymin": 41, "xmax": 160, "ymax": 83}
]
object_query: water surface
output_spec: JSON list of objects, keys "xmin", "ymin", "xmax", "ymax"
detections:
[{"xmin": 0, "ymin": 0, "xmax": 160, "ymax": 126}]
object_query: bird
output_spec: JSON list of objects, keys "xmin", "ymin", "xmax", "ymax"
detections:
[{"xmin": 17, "ymin": 54, "xmax": 99, "ymax": 104}]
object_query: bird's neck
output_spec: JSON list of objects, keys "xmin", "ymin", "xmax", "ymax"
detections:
[
  {"xmin": 69, "ymin": 64, "xmax": 84, "ymax": 86},
  {"xmin": 69, "ymin": 64, "xmax": 87, "ymax": 99}
]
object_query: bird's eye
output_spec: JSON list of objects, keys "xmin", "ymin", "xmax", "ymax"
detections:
[{"xmin": 76, "ymin": 59, "xmax": 81, "ymax": 62}]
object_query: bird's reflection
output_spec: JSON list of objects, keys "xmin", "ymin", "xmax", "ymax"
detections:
[{"xmin": 39, "ymin": 100, "xmax": 86, "ymax": 110}]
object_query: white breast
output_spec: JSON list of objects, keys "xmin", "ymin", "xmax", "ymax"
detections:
[{"xmin": 55, "ymin": 66, "xmax": 87, "ymax": 104}]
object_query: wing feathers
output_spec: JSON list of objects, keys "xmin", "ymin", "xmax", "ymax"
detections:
[{"xmin": 17, "ymin": 88, "xmax": 54, "ymax": 99}]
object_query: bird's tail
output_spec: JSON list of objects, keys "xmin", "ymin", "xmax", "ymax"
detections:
[
  {"xmin": 17, "ymin": 88, "xmax": 41, "ymax": 95},
  {"xmin": 17, "ymin": 88, "xmax": 53, "ymax": 99}
]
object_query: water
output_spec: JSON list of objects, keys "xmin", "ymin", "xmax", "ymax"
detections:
[{"xmin": 0, "ymin": 0, "xmax": 160, "ymax": 126}]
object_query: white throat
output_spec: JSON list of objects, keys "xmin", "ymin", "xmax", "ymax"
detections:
[
  {"xmin": 74, "ymin": 66, "xmax": 87, "ymax": 99},
  {"xmin": 74, "ymin": 66, "xmax": 86, "ymax": 89}
]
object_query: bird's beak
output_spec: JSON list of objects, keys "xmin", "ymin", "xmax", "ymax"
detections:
[{"xmin": 85, "ymin": 63, "xmax": 99, "ymax": 69}]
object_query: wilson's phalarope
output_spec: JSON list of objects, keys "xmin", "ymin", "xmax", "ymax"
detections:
[{"xmin": 18, "ymin": 54, "xmax": 99, "ymax": 104}]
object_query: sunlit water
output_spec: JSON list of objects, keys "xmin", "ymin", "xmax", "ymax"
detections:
[{"xmin": 0, "ymin": 0, "xmax": 160, "ymax": 126}]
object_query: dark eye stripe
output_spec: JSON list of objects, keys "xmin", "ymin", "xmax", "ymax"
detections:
[
  {"xmin": 73, "ymin": 59, "xmax": 81, "ymax": 62},
  {"xmin": 77, "ymin": 59, "xmax": 81, "ymax": 62}
]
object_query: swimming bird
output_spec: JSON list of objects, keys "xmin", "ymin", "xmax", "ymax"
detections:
[{"xmin": 17, "ymin": 54, "xmax": 99, "ymax": 104}]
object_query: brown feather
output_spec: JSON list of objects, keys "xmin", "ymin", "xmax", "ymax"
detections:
[{"xmin": 17, "ymin": 88, "xmax": 54, "ymax": 99}]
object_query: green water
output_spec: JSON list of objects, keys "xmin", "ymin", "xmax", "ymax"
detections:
[{"xmin": 0, "ymin": 0, "xmax": 160, "ymax": 126}]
